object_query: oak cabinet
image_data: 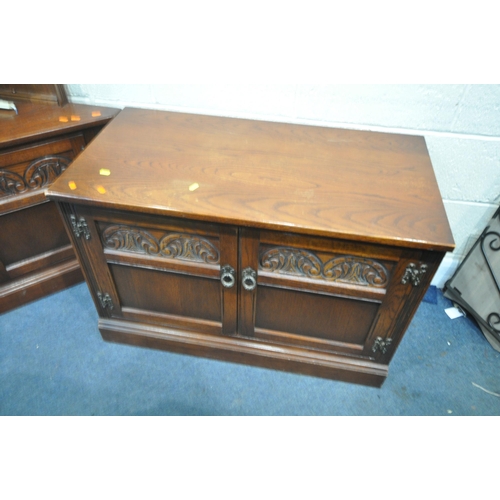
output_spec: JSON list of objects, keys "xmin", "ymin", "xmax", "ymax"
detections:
[
  {"xmin": 46, "ymin": 108, "xmax": 454, "ymax": 386},
  {"xmin": 0, "ymin": 85, "xmax": 119, "ymax": 313}
]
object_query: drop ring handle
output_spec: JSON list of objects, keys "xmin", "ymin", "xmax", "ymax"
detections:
[
  {"xmin": 220, "ymin": 265, "xmax": 236, "ymax": 288},
  {"xmin": 242, "ymin": 267, "xmax": 257, "ymax": 291}
]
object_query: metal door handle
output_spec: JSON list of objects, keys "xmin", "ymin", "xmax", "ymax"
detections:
[
  {"xmin": 220, "ymin": 265, "xmax": 236, "ymax": 288},
  {"xmin": 242, "ymin": 267, "xmax": 257, "ymax": 291}
]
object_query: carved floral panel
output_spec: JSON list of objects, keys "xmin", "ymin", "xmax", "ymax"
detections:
[
  {"xmin": 101, "ymin": 224, "xmax": 220, "ymax": 264},
  {"xmin": 259, "ymin": 246, "xmax": 389, "ymax": 287},
  {"xmin": 0, "ymin": 155, "xmax": 70, "ymax": 198}
]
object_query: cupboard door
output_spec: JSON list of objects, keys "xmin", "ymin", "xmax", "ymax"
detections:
[
  {"xmin": 62, "ymin": 204, "xmax": 238, "ymax": 337},
  {"xmin": 238, "ymin": 228, "xmax": 431, "ymax": 361}
]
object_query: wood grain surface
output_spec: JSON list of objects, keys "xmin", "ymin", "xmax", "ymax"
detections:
[
  {"xmin": 47, "ymin": 107, "xmax": 454, "ymax": 252},
  {"xmin": 0, "ymin": 100, "xmax": 119, "ymax": 149}
]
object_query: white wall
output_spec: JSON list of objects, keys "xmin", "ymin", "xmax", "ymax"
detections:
[{"xmin": 66, "ymin": 84, "xmax": 500, "ymax": 287}]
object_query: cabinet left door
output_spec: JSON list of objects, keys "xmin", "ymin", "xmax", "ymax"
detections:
[{"xmin": 59, "ymin": 204, "xmax": 239, "ymax": 337}]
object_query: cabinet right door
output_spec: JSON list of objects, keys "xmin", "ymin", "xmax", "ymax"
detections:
[{"xmin": 238, "ymin": 228, "xmax": 438, "ymax": 363}]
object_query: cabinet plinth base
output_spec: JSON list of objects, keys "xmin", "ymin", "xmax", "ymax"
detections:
[{"xmin": 98, "ymin": 318, "xmax": 388, "ymax": 387}]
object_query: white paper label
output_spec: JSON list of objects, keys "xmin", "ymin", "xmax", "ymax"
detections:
[{"xmin": 445, "ymin": 307, "xmax": 464, "ymax": 319}]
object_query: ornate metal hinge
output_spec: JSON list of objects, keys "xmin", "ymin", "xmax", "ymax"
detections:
[
  {"xmin": 70, "ymin": 214, "xmax": 91, "ymax": 240},
  {"xmin": 401, "ymin": 263, "xmax": 428, "ymax": 287},
  {"xmin": 372, "ymin": 336, "xmax": 392, "ymax": 354},
  {"xmin": 97, "ymin": 292, "xmax": 113, "ymax": 310}
]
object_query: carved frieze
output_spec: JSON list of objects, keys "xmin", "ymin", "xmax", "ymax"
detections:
[
  {"xmin": 102, "ymin": 225, "xmax": 220, "ymax": 264},
  {"xmin": 0, "ymin": 155, "xmax": 70, "ymax": 197},
  {"xmin": 259, "ymin": 246, "xmax": 389, "ymax": 287}
]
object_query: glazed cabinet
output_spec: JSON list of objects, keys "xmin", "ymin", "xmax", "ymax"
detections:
[{"xmin": 47, "ymin": 108, "xmax": 454, "ymax": 386}]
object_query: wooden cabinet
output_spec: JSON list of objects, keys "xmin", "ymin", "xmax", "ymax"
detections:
[
  {"xmin": 46, "ymin": 108, "xmax": 454, "ymax": 386},
  {"xmin": 0, "ymin": 85, "xmax": 119, "ymax": 313}
]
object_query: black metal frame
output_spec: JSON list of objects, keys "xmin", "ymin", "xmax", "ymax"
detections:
[{"xmin": 444, "ymin": 206, "xmax": 500, "ymax": 343}]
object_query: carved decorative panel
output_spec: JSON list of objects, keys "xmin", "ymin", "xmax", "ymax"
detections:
[
  {"xmin": 0, "ymin": 155, "xmax": 70, "ymax": 197},
  {"xmin": 102, "ymin": 225, "xmax": 220, "ymax": 264},
  {"xmin": 259, "ymin": 247, "xmax": 389, "ymax": 287}
]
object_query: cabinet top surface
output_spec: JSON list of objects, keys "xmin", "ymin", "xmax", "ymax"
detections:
[
  {"xmin": 47, "ymin": 107, "xmax": 454, "ymax": 251},
  {"xmin": 0, "ymin": 101, "xmax": 119, "ymax": 149}
]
